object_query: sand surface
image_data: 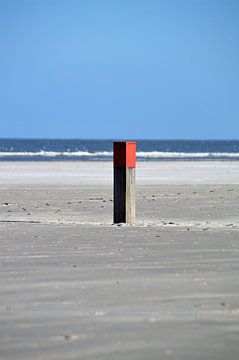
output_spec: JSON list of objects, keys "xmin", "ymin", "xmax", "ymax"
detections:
[
  {"xmin": 1, "ymin": 160, "xmax": 239, "ymax": 184},
  {"xmin": 0, "ymin": 161, "xmax": 239, "ymax": 359}
]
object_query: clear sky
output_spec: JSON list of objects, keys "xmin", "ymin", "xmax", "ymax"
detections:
[{"xmin": 0, "ymin": 0, "xmax": 238, "ymax": 139}]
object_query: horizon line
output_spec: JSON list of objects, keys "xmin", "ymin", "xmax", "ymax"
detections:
[{"xmin": 1, "ymin": 138, "xmax": 239, "ymax": 142}]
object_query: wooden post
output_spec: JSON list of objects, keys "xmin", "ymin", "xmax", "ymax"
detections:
[{"xmin": 113, "ymin": 141, "xmax": 136, "ymax": 224}]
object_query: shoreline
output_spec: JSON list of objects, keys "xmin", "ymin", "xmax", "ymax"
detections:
[{"xmin": 0, "ymin": 160, "xmax": 239, "ymax": 185}]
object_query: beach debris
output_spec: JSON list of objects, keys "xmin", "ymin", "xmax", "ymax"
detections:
[
  {"xmin": 220, "ymin": 302, "xmax": 228, "ymax": 307},
  {"xmin": 162, "ymin": 221, "xmax": 175, "ymax": 226},
  {"xmin": 1, "ymin": 202, "xmax": 18, "ymax": 207},
  {"xmin": 64, "ymin": 334, "xmax": 78, "ymax": 341}
]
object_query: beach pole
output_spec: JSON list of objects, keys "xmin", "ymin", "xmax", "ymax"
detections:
[{"xmin": 113, "ymin": 141, "xmax": 136, "ymax": 224}]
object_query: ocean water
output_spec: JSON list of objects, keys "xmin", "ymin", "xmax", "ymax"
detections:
[{"xmin": 0, "ymin": 139, "xmax": 239, "ymax": 161}]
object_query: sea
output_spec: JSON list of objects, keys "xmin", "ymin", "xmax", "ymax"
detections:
[{"xmin": 0, "ymin": 139, "xmax": 239, "ymax": 161}]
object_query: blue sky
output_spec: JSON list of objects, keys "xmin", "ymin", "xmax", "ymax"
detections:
[{"xmin": 0, "ymin": 0, "xmax": 238, "ymax": 139}]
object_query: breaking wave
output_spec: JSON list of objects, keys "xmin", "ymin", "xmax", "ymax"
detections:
[{"xmin": 1, "ymin": 150, "xmax": 239, "ymax": 160}]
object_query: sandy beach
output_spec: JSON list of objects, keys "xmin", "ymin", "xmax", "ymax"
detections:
[{"xmin": 1, "ymin": 161, "xmax": 239, "ymax": 359}]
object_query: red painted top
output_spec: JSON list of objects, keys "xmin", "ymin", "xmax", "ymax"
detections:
[{"xmin": 114, "ymin": 142, "xmax": 136, "ymax": 168}]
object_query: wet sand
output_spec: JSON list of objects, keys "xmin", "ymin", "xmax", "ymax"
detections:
[{"xmin": 0, "ymin": 162, "xmax": 239, "ymax": 359}]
